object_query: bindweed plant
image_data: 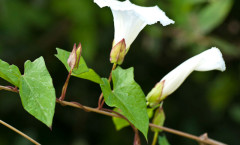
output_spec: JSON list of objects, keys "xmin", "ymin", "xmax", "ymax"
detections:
[{"xmin": 0, "ymin": 0, "xmax": 228, "ymax": 145}]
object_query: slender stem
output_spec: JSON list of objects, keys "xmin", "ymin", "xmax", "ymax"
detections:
[
  {"xmin": 151, "ymin": 132, "xmax": 159, "ymax": 145},
  {"xmin": 56, "ymin": 99, "xmax": 119, "ymax": 118},
  {"xmin": 57, "ymin": 100, "xmax": 226, "ymax": 145},
  {"xmin": 101, "ymin": 108, "xmax": 129, "ymax": 122},
  {"xmin": 97, "ymin": 63, "xmax": 117, "ymax": 109},
  {"xmin": 0, "ymin": 120, "xmax": 40, "ymax": 145},
  {"xmin": 59, "ymin": 69, "xmax": 72, "ymax": 101},
  {"xmin": 133, "ymin": 127, "xmax": 141, "ymax": 145},
  {"xmin": 149, "ymin": 124, "xmax": 226, "ymax": 145},
  {"xmin": 97, "ymin": 93, "xmax": 104, "ymax": 109},
  {"xmin": 0, "ymin": 85, "xmax": 18, "ymax": 93},
  {"xmin": 108, "ymin": 63, "xmax": 117, "ymax": 81},
  {"xmin": 1, "ymin": 86, "xmax": 227, "ymax": 145}
]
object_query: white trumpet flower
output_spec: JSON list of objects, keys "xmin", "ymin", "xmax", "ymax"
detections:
[
  {"xmin": 94, "ymin": 0, "xmax": 174, "ymax": 50},
  {"xmin": 147, "ymin": 47, "xmax": 226, "ymax": 107}
]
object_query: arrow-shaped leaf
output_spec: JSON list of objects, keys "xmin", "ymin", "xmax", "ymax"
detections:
[
  {"xmin": 19, "ymin": 57, "xmax": 56, "ymax": 127},
  {"xmin": 100, "ymin": 67, "xmax": 149, "ymax": 139}
]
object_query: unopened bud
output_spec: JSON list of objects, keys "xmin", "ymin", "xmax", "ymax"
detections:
[
  {"xmin": 146, "ymin": 80, "xmax": 165, "ymax": 107},
  {"xmin": 75, "ymin": 43, "xmax": 82, "ymax": 69},
  {"xmin": 110, "ymin": 39, "xmax": 126, "ymax": 65},
  {"xmin": 67, "ymin": 43, "xmax": 82, "ymax": 70},
  {"xmin": 151, "ymin": 107, "xmax": 165, "ymax": 132}
]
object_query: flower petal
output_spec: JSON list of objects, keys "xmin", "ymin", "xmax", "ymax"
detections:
[
  {"xmin": 94, "ymin": 0, "xmax": 174, "ymax": 25},
  {"xmin": 160, "ymin": 47, "xmax": 226, "ymax": 99},
  {"xmin": 94, "ymin": 0, "xmax": 174, "ymax": 49},
  {"xmin": 112, "ymin": 10, "xmax": 146, "ymax": 49},
  {"xmin": 194, "ymin": 47, "xmax": 226, "ymax": 72}
]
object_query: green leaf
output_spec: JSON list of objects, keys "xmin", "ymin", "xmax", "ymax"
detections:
[
  {"xmin": 197, "ymin": 0, "xmax": 233, "ymax": 34},
  {"xmin": 112, "ymin": 108, "xmax": 130, "ymax": 130},
  {"xmin": 0, "ymin": 59, "xmax": 21, "ymax": 86},
  {"xmin": 19, "ymin": 57, "xmax": 56, "ymax": 127},
  {"xmin": 74, "ymin": 69, "xmax": 103, "ymax": 84},
  {"xmin": 55, "ymin": 48, "xmax": 102, "ymax": 84},
  {"xmin": 100, "ymin": 67, "xmax": 149, "ymax": 139},
  {"xmin": 158, "ymin": 135, "xmax": 171, "ymax": 145}
]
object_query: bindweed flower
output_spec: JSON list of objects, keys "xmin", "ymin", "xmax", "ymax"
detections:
[
  {"xmin": 94, "ymin": 0, "xmax": 174, "ymax": 64},
  {"xmin": 146, "ymin": 47, "xmax": 226, "ymax": 107}
]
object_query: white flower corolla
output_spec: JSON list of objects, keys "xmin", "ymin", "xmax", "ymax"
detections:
[
  {"xmin": 147, "ymin": 47, "xmax": 226, "ymax": 107},
  {"xmin": 94, "ymin": 0, "xmax": 174, "ymax": 50}
]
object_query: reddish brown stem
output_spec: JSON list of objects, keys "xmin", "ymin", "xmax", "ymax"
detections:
[
  {"xmin": 149, "ymin": 124, "xmax": 226, "ymax": 145},
  {"xmin": 0, "ymin": 85, "xmax": 19, "ymax": 93},
  {"xmin": 1, "ymin": 83, "xmax": 227, "ymax": 145},
  {"xmin": 133, "ymin": 127, "xmax": 141, "ymax": 145},
  {"xmin": 57, "ymin": 100, "xmax": 226, "ymax": 145},
  {"xmin": 97, "ymin": 93, "xmax": 104, "ymax": 109},
  {"xmin": 59, "ymin": 69, "xmax": 72, "ymax": 101}
]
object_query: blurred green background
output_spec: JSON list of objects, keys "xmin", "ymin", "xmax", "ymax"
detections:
[{"xmin": 0, "ymin": 0, "xmax": 240, "ymax": 145}]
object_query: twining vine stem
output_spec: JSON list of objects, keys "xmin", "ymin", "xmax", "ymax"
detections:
[
  {"xmin": 0, "ymin": 120, "xmax": 40, "ymax": 145},
  {"xmin": 0, "ymin": 84, "xmax": 226, "ymax": 145},
  {"xmin": 56, "ymin": 99, "xmax": 226, "ymax": 145}
]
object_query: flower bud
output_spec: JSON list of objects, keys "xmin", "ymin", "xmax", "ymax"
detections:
[
  {"xmin": 146, "ymin": 81, "xmax": 165, "ymax": 107},
  {"xmin": 151, "ymin": 107, "xmax": 165, "ymax": 132},
  {"xmin": 75, "ymin": 43, "xmax": 82, "ymax": 69},
  {"xmin": 110, "ymin": 39, "xmax": 126, "ymax": 65},
  {"xmin": 67, "ymin": 43, "xmax": 82, "ymax": 70}
]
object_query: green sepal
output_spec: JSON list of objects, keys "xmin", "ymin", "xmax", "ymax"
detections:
[
  {"xmin": 146, "ymin": 81, "xmax": 164, "ymax": 107},
  {"xmin": 110, "ymin": 39, "xmax": 126, "ymax": 65}
]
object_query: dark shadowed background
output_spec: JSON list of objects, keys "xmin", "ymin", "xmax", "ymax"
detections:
[{"xmin": 0, "ymin": 0, "xmax": 240, "ymax": 145}]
